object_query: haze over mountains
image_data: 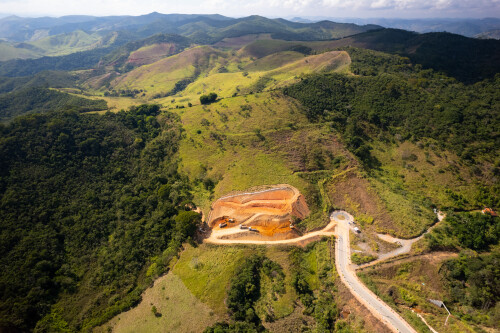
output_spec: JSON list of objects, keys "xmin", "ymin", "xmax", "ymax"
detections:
[
  {"xmin": 0, "ymin": 9, "xmax": 498, "ymax": 333},
  {"xmin": 290, "ymin": 17, "xmax": 500, "ymax": 38},
  {"xmin": 0, "ymin": 13, "xmax": 380, "ymax": 42}
]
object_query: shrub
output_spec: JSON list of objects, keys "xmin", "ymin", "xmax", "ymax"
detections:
[{"xmin": 200, "ymin": 93, "xmax": 217, "ymax": 105}]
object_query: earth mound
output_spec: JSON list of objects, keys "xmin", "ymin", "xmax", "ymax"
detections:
[{"xmin": 208, "ymin": 185, "xmax": 310, "ymax": 238}]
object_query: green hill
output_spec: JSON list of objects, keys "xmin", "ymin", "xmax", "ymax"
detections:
[
  {"xmin": 0, "ymin": 30, "xmax": 120, "ymax": 61},
  {"xmin": 99, "ymin": 33, "xmax": 191, "ymax": 71},
  {"xmin": 322, "ymin": 28, "xmax": 500, "ymax": 82},
  {"xmin": 0, "ymin": 16, "xmax": 499, "ymax": 333},
  {"xmin": 0, "ymin": 87, "xmax": 107, "ymax": 121}
]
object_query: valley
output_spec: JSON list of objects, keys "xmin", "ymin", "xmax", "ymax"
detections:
[{"xmin": 0, "ymin": 12, "xmax": 498, "ymax": 333}]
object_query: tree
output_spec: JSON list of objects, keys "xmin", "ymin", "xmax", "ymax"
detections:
[
  {"xmin": 200, "ymin": 92, "xmax": 218, "ymax": 105},
  {"xmin": 175, "ymin": 211, "xmax": 201, "ymax": 238}
]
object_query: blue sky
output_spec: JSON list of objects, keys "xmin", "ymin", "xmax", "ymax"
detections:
[{"xmin": 1, "ymin": 0, "xmax": 499, "ymax": 18}]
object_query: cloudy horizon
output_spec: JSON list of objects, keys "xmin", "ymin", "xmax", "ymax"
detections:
[{"xmin": 0, "ymin": 0, "xmax": 499, "ymax": 19}]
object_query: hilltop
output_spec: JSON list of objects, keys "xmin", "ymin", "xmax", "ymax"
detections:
[{"xmin": 0, "ymin": 12, "xmax": 498, "ymax": 333}]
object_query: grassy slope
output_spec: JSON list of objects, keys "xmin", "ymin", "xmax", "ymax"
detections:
[
  {"xmin": 358, "ymin": 256, "xmax": 485, "ymax": 333},
  {"xmin": 172, "ymin": 244, "xmax": 251, "ymax": 315},
  {"xmin": 111, "ymin": 46, "xmax": 226, "ymax": 95},
  {"xmin": 0, "ymin": 31, "xmax": 115, "ymax": 61},
  {"xmin": 108, "ymin": 43, "xmax": 350, "ymax": 102},
  {"xmin": 175, "ymin": 92, "xmax": 312, "ymax": 214},
  {"xmin": 159, "ymin": 50, "xmax": 350, "ymax": 106},
  {"xmin": 95, "ymin": 272, "xmax": 220, "ymax": 333}
]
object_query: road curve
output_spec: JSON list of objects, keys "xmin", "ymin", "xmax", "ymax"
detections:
[
  {"xmin": 332, "ymin": 211, "xmax": 417, "ymax": 333},
  {"xmin": 203, "ymin": 209, "xmax": 417, "ymax": 332},
  {"xmin": 204, "ymin": 218, "xmax": 336, "ymax": 245}
]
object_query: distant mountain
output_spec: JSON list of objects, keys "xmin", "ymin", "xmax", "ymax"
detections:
[
  {"xmin": 322, "ymin": 28, "xmax": 500, "ymax": 83},
  {"xmin": 290, "ymin": 17, "xmax": 500, "ymax": 38},
  {"xmin": 476, "ymin": 29, "xmax": 500, "ymax": 39},
  {"xmin": 0, "ymin": 13, "xmax": 381, "ymax": 43},
  {"xmin": 0, "ymin": 30, "xmax": 123, "ymax": 61}
]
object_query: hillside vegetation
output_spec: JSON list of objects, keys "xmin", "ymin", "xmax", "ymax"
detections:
[
  {"xmin": 320, "ymin": 28, "xmax": 500, "ymax": 83},
  {"xmin": 0, "ymin": 13, "xmax": 499, "ymax": 333},
  {"xmin": 0, "ymin": 105, "xmax": 200, "ymax": 331},
  {"xmin": 0, "ymin": 87, "xmax": 107, "ymax": 122}
]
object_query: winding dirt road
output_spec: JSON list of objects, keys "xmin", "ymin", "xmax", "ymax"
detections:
[
  {"xmin": 202, "ymin": 183, "xmax": 440, "ymax": 333},
  {"xmin": 359, "ymin": 211, "xmax": 446, "ymax": 269},
  {"xmin": 204, "ymin": 209, "xmax": 418, "ymax": 332},
  {"xmin": 205, "ymin": 218, "xmax": 336, "ymax": 245},
  {"xmin": 332, "ymin": 211, "xmax": 417, "ymax": 333}
]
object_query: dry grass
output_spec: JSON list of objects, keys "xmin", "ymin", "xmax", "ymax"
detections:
[
  {"xmin": 95, "ymin": 272, "xmax": 219, "ymax": 333},
  {"xmin": 172, "ymin": 243, "xmax": 254, "ymax": 315},
  {"xmin": 358, "ymin": 255, "xmax": 482, "ymax": 333}
]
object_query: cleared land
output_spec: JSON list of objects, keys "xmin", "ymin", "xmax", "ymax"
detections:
[{"xmin": 208, "ymin": 185, "xmax": 309, "ymax": 239}]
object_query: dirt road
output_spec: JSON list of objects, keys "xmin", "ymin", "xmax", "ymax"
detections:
[
  {"xmin": 204, "ymin": 209, "xmax": 421, "ymax": 332},
  {"xmin": 359, "ymin": 211, "xmax": 446, "ymax": 268},
  {"xmin": 332, "ymin": 211, "xmax": 417, "ymax": 333},
  {"xmin": 205, "ymin": 218, "xmax": 336, "ymax": 245}
]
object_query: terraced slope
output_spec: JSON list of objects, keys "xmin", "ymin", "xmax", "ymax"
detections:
[{"xmin": 208, "ymin": 185, "xmax": 309, "ymax": 230}]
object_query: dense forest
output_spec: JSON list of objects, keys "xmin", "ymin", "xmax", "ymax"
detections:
[
  {"xmin": 0, "ymin": 87, "xmax": 107, "ymax": 122},
  {"xmin": 335, "ymin": 29, "xmax": 500, "ymax": 83},
  {"xmin": 0, "ymin": 13, "xmax": 498, "ymax": 332},
  {"xmin": 284, "ymin": 48, "xmax": 500, "ymax": 166},
  {"xmin": 0, "ymin": 105, "xmax": 200, "ymax": 331}
]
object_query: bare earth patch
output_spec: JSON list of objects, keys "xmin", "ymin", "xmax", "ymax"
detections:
[{"xmin": 208, "ymin": 184, "xmax": 310, "ymax": 239}]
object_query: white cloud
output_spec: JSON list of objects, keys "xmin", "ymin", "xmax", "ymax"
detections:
[
  {"xmin": 0, "ymin": 0, "xmax": 498, "ymax": 18},
  {"xmin": 321, "ymin": 0, "xmax": 500, "ymax": 11}
]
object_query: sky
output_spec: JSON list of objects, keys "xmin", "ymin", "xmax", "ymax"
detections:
[{"xmin": 1, "ymin": 0, "xmax": 499, "ymax": 18}]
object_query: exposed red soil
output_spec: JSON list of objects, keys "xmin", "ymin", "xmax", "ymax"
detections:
[{"xmin": 208, "ymin": 185, "xmax": 310, "ymax": 237}]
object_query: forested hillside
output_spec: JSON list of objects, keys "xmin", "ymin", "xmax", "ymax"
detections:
[
  {"xmin": 285, "ymin": 48, "xmax": 500, "ymax": 165},
  {"xmin": 0, "ymin": 105, "xmax": 200, "ymax": 331},
  {"xmin": 0, "ymin": 87, "xmax": 107, "ymax": 121},
  {"xmin": 0, "ymin": 11, "xmax": 499, "ymax": 333},
  {"xmin": 322, "ymin": 29, "xmax": 500, "ymax": 83}
]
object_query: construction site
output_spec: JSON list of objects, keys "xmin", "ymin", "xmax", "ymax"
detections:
[{"xmin": 206, "ymin": 185, "xmax": 310, "ymax": 241}]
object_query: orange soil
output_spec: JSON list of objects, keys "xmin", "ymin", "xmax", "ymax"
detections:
[{"xmin": 208, "ymin": 185, "xmax": 309, "ymax": 237}]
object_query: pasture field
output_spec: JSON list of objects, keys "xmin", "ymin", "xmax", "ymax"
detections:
[{"xmin": 95, "ymin": 272, "xmax": 219, "ymax": 333}]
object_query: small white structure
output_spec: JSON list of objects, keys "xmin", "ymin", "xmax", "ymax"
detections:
[
  {"xmin": 353, "ymin": 227, "xmax": 361, "ymax": 233},
  {"xmin": 429, "ymin": 299, "xmax": 451, "ymax": 325}
]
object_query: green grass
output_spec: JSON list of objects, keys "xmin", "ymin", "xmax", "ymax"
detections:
[
  {"xmin": 175, "ymin": 92, "xmax": 311, "ymax": 213},
  {"xmin": 371, "ymin": 140, "xmax": 484, "ymax": 211},
  {"xmin": 95, "ymin": 272, "xmax": 219, "ymax": 333},
  {"xmin": 172, "ymin": 244, "xmax": 254, "ymax": 315}
]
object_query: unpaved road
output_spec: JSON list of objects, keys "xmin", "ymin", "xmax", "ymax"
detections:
[
  {"xmin": 204, "ymin": 209, "xmax": 422, "ymax": 332},
  {"xmin": 359, "ymin": 211, "xmax": 446, "ymax": 268},
  {"xmin": 333, "ymin": 211, "xmax": 417, "ymax": 333},
  {"xmin": 205, "ymin": 218, "xmax": 336, "ymax": 245}
]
